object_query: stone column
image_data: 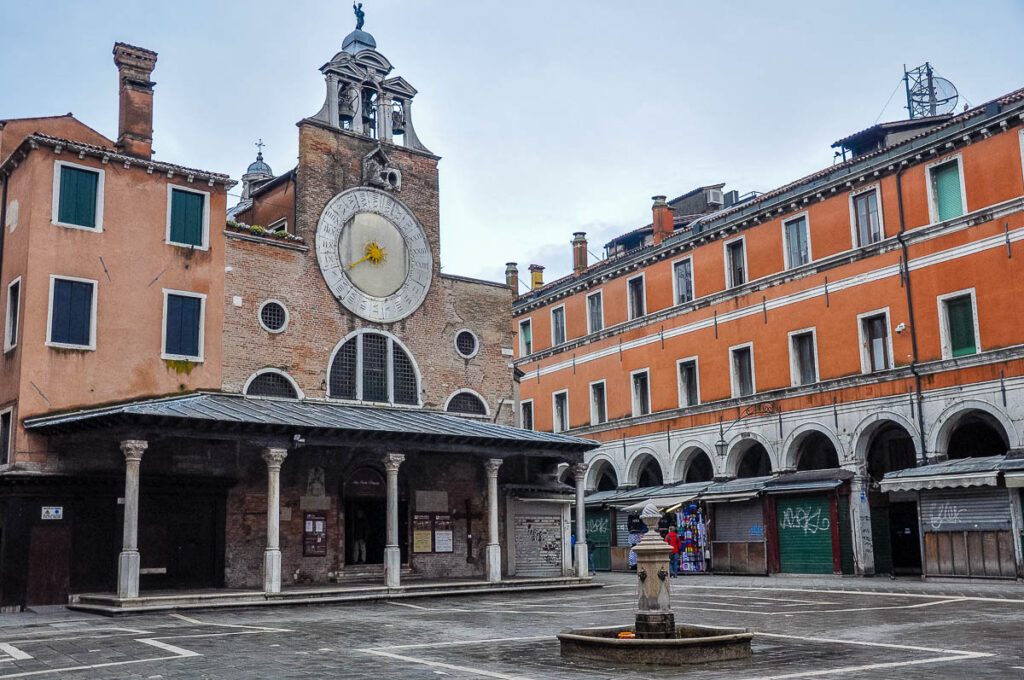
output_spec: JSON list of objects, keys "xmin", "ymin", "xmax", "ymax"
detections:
[
  {"xmin": 484, "ymin": 458, "xmax": 503, "ymax": 582},
  {"xmin": 384, "ymin": 452, "xmax": 405, "ymax": 587},
  {"xmin": 262, "ymin": 447, "xmax": 288, "ymax": 594},
  {"xmin": 117, "ymin": 439, "xmax": 148, "ymax": 599},
  {"xmin": 326, "ymin": 73, "xmax": 339, "ymax": 127},
  {"xmin": 573, "ymin": 463, "xmax": 590, "ymax": 578},
  {"xmin": 379, "ymin": 93, "xmax": 393, "ymax": 143},
  {"xmin": 848, "ymin": 474, "xmax": 876, "ymax": 575}
]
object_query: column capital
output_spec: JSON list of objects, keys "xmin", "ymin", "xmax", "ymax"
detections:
[
  {"xmin": 384, "ymin": 452, "xmax": 405, "ymax": 473},
  {"xmin": 120, "ymin": 439, "xmax": 148, "ymax": 462},
  {"xmin": 262, "ymin": 447, "xmax": 288, "ymax": 469},
  {"xmin": 572, "ymin": 462, "xmax": 589, "ymax": 482},
  {"xmin": 484, "ymin": 458, "xmax": 503, "ymax": 478}
]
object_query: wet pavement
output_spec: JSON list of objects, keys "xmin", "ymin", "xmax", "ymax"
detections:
[{"xmin": 0, "ymin": 573, "xmax": 1021, "ymax": 678}]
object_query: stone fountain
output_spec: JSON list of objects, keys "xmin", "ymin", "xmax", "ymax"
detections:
[{"xmin": 557, "ymin": 503, "xmax": 753, "ymax": 665}]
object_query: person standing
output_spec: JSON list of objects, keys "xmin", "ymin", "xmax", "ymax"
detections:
[{"xmin": 666, "ymin": 525, "xmax": 682, "ymax": 577}]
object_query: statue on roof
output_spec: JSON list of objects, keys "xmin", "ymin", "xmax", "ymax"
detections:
[{"xmin": 353, "ymin": 2, "xmax": 365, "ymax": 30}]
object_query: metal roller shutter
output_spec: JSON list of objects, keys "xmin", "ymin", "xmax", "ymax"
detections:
[
  {"xmin": 712, "ymin": 501, "xmax": 764, "ymax": 542},
  {"xmin": 513, "ymin": 502, "xmax": 563, "ymax": 577},
  {"xmin": 615, "ymin": 511, "xmax": 630, "ymax": 548},
  {"xmin": 776, "ymin": 496, "xmax": 834, "ymax": 574},
  {"xmin": 919, "ymin": 489, "xmax": 1011, "ymax": 532}
]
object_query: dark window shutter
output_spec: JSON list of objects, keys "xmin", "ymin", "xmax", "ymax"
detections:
[
  {"xmin": 58, "ymin": 166, "xmax": 98, "ymax": 229},
  {"xmin": 946, "ymin": 296, "xmax": 976, "ymax": 356},
  {"xmin": 165, "ymin": 294, "xmax": 201, "ymax": 357},
  {"xmin": 170, "ymin": 189, "xmax": 205, "ymax": 246},
  {"xmin": 50, "ymin": 279, "xmax": 92, "ymax": 345}
]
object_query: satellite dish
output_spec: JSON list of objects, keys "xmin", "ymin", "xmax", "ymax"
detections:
[{"xmin": 904, "ymin": 63, "xmax": 959, "ymax": 118}]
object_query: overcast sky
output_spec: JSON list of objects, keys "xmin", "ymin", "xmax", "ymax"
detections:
[{"xmin": 2, "ymin": 1, "xmax": 1022, "ymax": 284}]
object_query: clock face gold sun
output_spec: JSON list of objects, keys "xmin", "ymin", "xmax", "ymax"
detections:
[{"xmin": 315, "ymin": 187, "xmax": 432, "ymax": 323}]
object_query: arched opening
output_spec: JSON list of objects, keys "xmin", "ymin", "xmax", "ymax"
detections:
[
  {"xmin": 244, "ymin": 370, "xmax": 300, "ymax": 399},
  {"xmin": 736, "ymin": 442, "xmax": 771, "ymax": 478},
  {"xmin": 946, "ymin": 410, "xmax": 1009, "ymax": 459},
  {"xmin": 795, "ymin": 432, "xmax": 839, "ymax": 471},
  {"xmin": 865, "ymin": 421, "xmax": 919, "ymax": 576},
  {"xmin": 684, "ymin": 451, "xmax": 714, "ymax": 483},
  {"xmin": 594, "ymin": 463, "xmax": 618, "ymax": 491},
  {"xmin": 634, "ymin": 456, "xmax": 663, "ymax": 487},
  {"xmin": 445, "ymin": 391, "xmax": 487, "ymax": 415},
  {"xmin": 328, "ymin": 331, "xmax": 419, "ymax": 405}
]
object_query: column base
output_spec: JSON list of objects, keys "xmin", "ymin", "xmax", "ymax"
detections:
[
  {"xmin": 485, "ymin": 543, "xmax": 502, "ymax": 582},
  {"xmin": 384, "ymin": 546, "xmax": 401, "ymax": 587},
  {"xmin": 575, "ymin": 543, "xmax": 591, "ymax": 578},
  {"xmin": 264, "ymin": 549, "xmax": 282, "ymax": 594},
  {"xmin": 117, "ymin": 550, "xmax": 140, "ymax": 599}
]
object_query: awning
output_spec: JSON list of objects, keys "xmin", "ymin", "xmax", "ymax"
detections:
[
  {"xmin": 879, "ymin": 455, "xmax": 1012, "ymax": 492},
  {"xmin": 620, "ymin": 494, "xmax": 699, "ymax": 513},
  {"xmin": 1005, "ymin": 471, "xmax": 1024, "ymax": 488},
  {"xmin": 700, "ymin": 490, "xmax": 761, "ymax": 503},
  {"xmin": 880, "ymin": 471, "xmax": 1000, "ymax": 492},
  {"xmin": 766, "ymin": 479, "xmax": 843, "ymax": 494}
]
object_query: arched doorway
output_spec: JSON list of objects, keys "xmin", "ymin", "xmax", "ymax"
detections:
[
  {"xmin": 736, "ymin": 442, "xmax": 771, "ymax": 478},
  {"xmin": 795, "ymin": 432, "xmax": 839, "ymax": 471},
  {"xmin": 684, "ymin": 451, "xmax": 714, "ymax": 483},
  {"xmin": 946, "ymin": 410, "xmax": 1009, "ymax": 459},
  {"xmin": 592, "ymin": 461, "xmax": 618, "ymax": 491},
  {"xmin": 342, "ymin": 466, "xmax": 408, "ymax": 567},
  {"xmin": 635, "ymin": 456, "xmax": 663, "ymax": 487},
  {"xmin": 866, "ymin": 422, "xmax": 919, "ymax": 575}
]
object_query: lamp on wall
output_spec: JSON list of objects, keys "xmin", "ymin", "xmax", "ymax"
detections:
[{"xmin": 715, "ymin": 402, "xmax": 782, "ymax": 460}]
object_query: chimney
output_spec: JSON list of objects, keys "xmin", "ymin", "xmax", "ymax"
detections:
[
  {"xmin": 652, "ymin": 195, "xmax": 673, "ymax": 244},
  {"xmin": 113, "ymin": 42, "xmax": 158, "ymax": 159},
  {"xmin": 528, "ymin": 264, "xmax": 544, "ymax": 290},
  {"xmin": 505, "ymin": 262, "xmax": 519, "ymax": 294},
  {"xmin": 571, "ymin": 232, "xmax": 588, "ymax": 275}
]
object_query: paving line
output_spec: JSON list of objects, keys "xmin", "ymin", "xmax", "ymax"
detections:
[
  {"xmin": 169, "ymin": 613, "xmax": 204, "ymax": 624},
  {"xmin": 676, "ymin": 583, "xmax": 1024, "ymax": 603},
  {"xmin": 360, "ymin": 647, "xmax": 535, "ymax": 680},
  {"xmin": 369, "ymin": 635, "xmax": 551, "ymax": 651},
  {"xmin": 0, "ymin": 646, "xmax": 29, "ymax": 662}
]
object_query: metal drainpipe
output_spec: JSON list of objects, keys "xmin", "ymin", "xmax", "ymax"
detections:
[
  {"xmin": 895, "ymin": 165, "xmax": 928, "ymax": 464},
  {"xmin": 0, "ymin": 174, "xmax": 7, "ymax": 283}
]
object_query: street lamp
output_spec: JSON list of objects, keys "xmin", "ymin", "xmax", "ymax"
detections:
[{"xmin": 714, "ymin": 403, "xmax": 781, "ymax": 461}]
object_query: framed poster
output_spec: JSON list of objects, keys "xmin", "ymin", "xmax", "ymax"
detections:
[
  {"xmin": 434, "ymin": 513, "xmax": 454, "ymax": 553},
  {"xmin": 303, "ymin": 511, "xmax": 328, "ymax": 557},
  {"xmin": 413, "ymin": 513, "xmax": 433, "ymax": 553}
]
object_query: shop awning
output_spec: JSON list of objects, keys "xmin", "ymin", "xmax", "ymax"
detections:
[
  {"xmin": 879, "ymin": 455, "xmax": 1017, "ymax": 492},
  {"xmin": 620, "ymin": 493, "xmax": 699, "ymax": 513},
  {"xmin": 1005, "ymin": 471, "xmax": 1024, "ymax": 488},
  {"xmin": 765, "ymin": 479, "xmax": 844, "ymax": 494}
]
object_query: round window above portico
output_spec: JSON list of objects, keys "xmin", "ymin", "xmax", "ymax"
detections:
[{"xmin": 258, "ymin": 300, "xmax": 289, "ymax": 333}]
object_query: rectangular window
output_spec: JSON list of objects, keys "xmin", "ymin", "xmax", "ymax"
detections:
[
  {"xmin": 48, "ymin": 276, "xmax": 96, "ymax": 349},
  {"xmin": 673, "ymin": 258, "xmax": 694, "ymax": 304},
  {"xmin": 790, "ymin": 330, "xmax": 818, "ymax": 386},
  {"xmin": 783, "ymin": 215, "xmax": 810, "ymax": 268},
  {"xmin": 731, "ymin": 345, "xmax": 754, "ymax": 397},
  {"xmin": 520, "ymin": 400, "xmax": 534, "ymax": 430},
  {"xmin": 551, "ymin": 306, "xmax": 566, "ymax": 345},
  {"xmin": 677, "ymin": 358, "xmax": 699, "ymax": 407},
  {"xmin": 929, "ymin": 158, "xmax": 965, "ymax": 222},
  {"xmin": 167, "ymin": 186, "xmax": 208, "ymax": 247},
  {"xmin": 631, "ymin": 370, "xmax": 650, "ymax": 417},
  {"xmin": 942, "ymin": 293, "xmax": 978, "ymax": 357},
  {"xmin": 587, "ymin": 291, "xmax": 603, "ymax": 333},
  {"xmin": 852, "ymin": 189, "xmax": 882, "ymax": 246},
  {"xmin": 861, "ymin": 313, "xmax": 891, "ymax": 372},
  {"xmin": 5, "ymin": 278, "xmax": 20, "ymax": 352},
  {"xmin": 0, "ymin": 410, "xmax": 10, "ymax": 466},
  {"xmin": 519, "ymin": 319, "xmax": 532, "ymax": 355},
  {"xmin": 590, "ymin": 381, "xmax": 607, "ymax": 425},
  {"xmin": 627, "ymin": 275, "xmax": 645, "ymax": 319},
  {"xmin": 54, "ymin": 162, "xmax": 101, "ymax": 230},
  {"xmin": 553, "ymin": 391, "xmax": 569, "ymax": 433},
  {"xmin": 726, "ymin": 239, "xmax": 746, "ymax": 287},
  {"xmin": 163, "ymin": 291, "xmax": 205, "ymax": 360}
]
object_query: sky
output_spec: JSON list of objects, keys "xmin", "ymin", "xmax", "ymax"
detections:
[{"xmin": 2, "ymin": 1, "xmax": 1022, "ymax": 285}]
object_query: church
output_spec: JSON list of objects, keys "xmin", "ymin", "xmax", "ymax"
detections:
[{"xmin": 0, "ymin": 12, "xmax": 596, "ymax": 611}]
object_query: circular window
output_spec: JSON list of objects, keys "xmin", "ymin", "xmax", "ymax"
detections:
[
  {"xmin": 454, "ymin": 330, "xmax": 478, "ymax": 359},
  {"xmin": 258, "ymin": 300, "xmax": 288, "ymax": 333}
]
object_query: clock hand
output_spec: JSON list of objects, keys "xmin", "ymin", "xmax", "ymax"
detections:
[{"xmin": 348, "ymin": 253, "xmax": 373, "ymax": 269}]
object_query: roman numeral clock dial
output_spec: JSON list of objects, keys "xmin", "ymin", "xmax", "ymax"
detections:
[{"xmin": 315, "ymin": 187, "xmax": 432, "ymax": 323}]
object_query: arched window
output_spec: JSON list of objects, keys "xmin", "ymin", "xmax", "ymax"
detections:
[
  {"xmin": 328, "ymin": 331, "xmax": 419, "ymax": 405},
  {"xmin": 445, "ymin": 391, "xmax": 487, "ymax": 415},
  {"xmin": 244, "ymin": 369, "xmax": 301, "ymax": 399}
]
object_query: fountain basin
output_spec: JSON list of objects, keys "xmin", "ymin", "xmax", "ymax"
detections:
[{"xmin": 557, "ymin": 623, "xmax": 753, "ymax": 665}]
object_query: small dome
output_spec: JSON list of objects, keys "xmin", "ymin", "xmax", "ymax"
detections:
[
  {"xmin": 246, "ymin": 152, "xmax": 272, "ymax": 177},
  {"xmin": 342, "ymin": 29, "xmax": 376, "ymax": 54}
]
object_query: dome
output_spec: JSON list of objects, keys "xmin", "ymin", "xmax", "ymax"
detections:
[
  {"xmin": 342, "ymin": 29, "xmax": 376, "ymax": 54},
  {"xmin": 246, "ymin": 152, "xmax": 272, "ymax": 177}
]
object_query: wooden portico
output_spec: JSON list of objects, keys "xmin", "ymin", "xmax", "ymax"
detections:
[{"xmin": 19, "ymin": 392, "xmax": 599, "ymax": 611}]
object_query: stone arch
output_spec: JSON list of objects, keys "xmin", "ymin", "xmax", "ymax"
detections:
[
  {"xmin": 725, "ymin": 433, "xmax": 777, "ymax": 478},
  {"xmin": 928, "ymin": 399, "xmax": 1019, "ymax": 459},
  {"xmin": 852, "ymin": 411, "xmax": 922, "ymax": 469},
  {"xmin": 670, "ymin": 440, "xmax": 707, "ymax": 481},
  {"xmin": 585, "ymin": 455, "xmax": 620, "ymax": 492},
  {"xmin": 782, "ymin": 424, "xmax": 843, "ymax": 471},
  {"xmin": 672, "ymin": 441, "xmax": 715, "ymax": 484},
  {"xmin": 625, "ymin": 448, "xmax": 665, "ymax": 488}
]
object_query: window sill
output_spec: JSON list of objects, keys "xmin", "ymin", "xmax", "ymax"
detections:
[
  {"xmin": 52, "ymin": 220, "xmax": 101, "ymax": 233},
  {"xmin": 165, "ymin": 240, "xmax": 209, "ymax": 251},
  {"xmin": 46, "ymin": 341, "xmax": 95, "ymax": 352},
  {"xmin": 161, "ymin": 353, "xmax": 204, "ymax": 363}
]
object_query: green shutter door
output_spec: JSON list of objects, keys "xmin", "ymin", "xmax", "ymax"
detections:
[
  {"xmin": 934, "ymin": 163, "xmax": 963, "ymax": 221},
  {"xmin": 946, "ymin": 296, "xmax": 976, "ymax": 356},
  {"xmin": 870, "ymin": 508, "xmax": 893, "ymax": 574},
  {"xmin": 776, "ymin": 496, "xmax": 834, "ymax": 574},
  {"xmin": 585, "ymin": 511, "xmax": 612, "ymax": 571},
  {"xmin": 170, "ymin": 189, "xmax": 204, "ymax": 246},
  {"xmin": 58, "ymin": 166, "xmax": 98, "ymax": 228}
]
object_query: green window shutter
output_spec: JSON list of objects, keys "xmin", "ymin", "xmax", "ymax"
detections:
[
  {"xmin": 58, "ymin": 166, "xmax": 98, "ymax": 228},
  {"xmin": 946, "ymin": 296, "xmax": 976, "ymax": 356},
  {"xmin": 933, "ymin": 162, "xmax": 963, "ymax": 221},
  {"xmin": 170, "ymin": 189, "xmax": 205, "ymax": 246}
]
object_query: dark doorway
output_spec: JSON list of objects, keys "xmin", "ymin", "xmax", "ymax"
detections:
[
  {"xmin": 795, "ymin": 432, "xmax": 839, "ymax": 470},
  {"xmin": 866, "ymin": 424, "xmax": 916, "ymax": 484},
  {"xmin": 888, "ymin": 501, "xmax": 922, "ymax": 574},
  {"xmin": 26, "ymin": 524, "xmax": 71, "ymax": 606},
  {"xmin": 684, "ymin": 451, "xmax": 714, "ymax": 483},
  {"xmin": 137, "ymin": 490, "xmax": 225, "ymax": 590},
  {"xmin": 635, "ymin": 457, "xmax": 663, "ymax": 487},
  {"xmin": 736, "ymin": 443, "xmax": 771, "ymax": 478},
  {"xmin": 947, "ymin": 411, "xmax": 1009, "ymax": 459},
  {"xmin": 343, "ymin": 467, "xmax": 408, "ymax": 566}
]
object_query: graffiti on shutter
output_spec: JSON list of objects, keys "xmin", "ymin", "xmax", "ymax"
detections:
[
  {"xmin": 920, "ymin": 488, "xmax": 1011, "ymax": 532},
  {"xmin": 712, "ymin": 501, "xmax": 765, "ymax": 542},
  {"xmin": 514, "ymin": 502, "xmax": 563, "ymax": 577}
]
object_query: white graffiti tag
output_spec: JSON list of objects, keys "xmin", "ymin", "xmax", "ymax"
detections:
[
  {"xmin": 928, "ymin": 502, "xmax": 965, "ymax": 530},
  {"xmin": 586, "ymin": 516, "xmax": 609, "ymax": 536},
  {"xmin": 780, "ymin": 506, "xmax": 831, "ymax": 534}
]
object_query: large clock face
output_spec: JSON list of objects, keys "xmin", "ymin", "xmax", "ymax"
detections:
[{"xmin": 315, "ymin": 188, "xmax": 432, "ymax": 323}]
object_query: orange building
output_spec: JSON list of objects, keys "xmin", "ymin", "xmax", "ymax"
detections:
[{"xmin": 513, "ymin": 89, "xmax": 1024, "ymax": 579}]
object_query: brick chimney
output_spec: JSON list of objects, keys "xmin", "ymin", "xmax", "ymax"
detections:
[
  {"xmin": 571, "ymin": 232, "xmax": 587, "ymax": 275},
  {"xmin": 652, "ymin": 195, "xmax": 673, "ymax": 245},
  {"xmin": 528, "ymin": 264, "xmax": 544, "ymax": 290},
  {"xmin": 505, "ymin": 262, "xmax": 519, "ymax": 294},
  {"xmin": 113, "ymin": 43, "xmax": 157, "ymax": 159}
]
